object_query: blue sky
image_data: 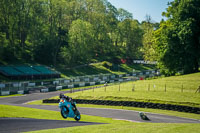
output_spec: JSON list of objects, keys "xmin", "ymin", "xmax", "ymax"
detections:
[{"xmin": 107, "ymin": 0, "xmax": 174, "ymax": 22}]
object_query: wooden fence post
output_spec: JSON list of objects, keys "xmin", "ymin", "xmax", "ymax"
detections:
[
  {"xmin": 132, "ymin": 84, "xmax": 135, "ymax": 92},
  {"xmin": 119, "ymin": 82, "xmax": 120, "ymax": 92},
  {"xmin": 181, "ymin": 84, "xmax": 183, "ymax": 92},
  {"xmin": 195, "ymin": 86, "xmax": 200, "ymax": 93}
]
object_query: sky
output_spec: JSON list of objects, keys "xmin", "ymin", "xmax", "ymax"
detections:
[{"xmin": 107, "ymin": 0, "xmax": 174, "ymax": 23}]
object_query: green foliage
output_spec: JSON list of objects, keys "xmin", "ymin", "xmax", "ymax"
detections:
[
  {"xmin": 0, "ymin": 0, "xmax": 144, "ymax": 67},
  {"xmin": 102, "ymin": 61, "xmax": 112, "ymax": 69},
  {"xmin": 117, "ymin": 19, "xmax": 143, "ymax": 59},
  {"xmin": 68, "ymin": 19, "xmax": 95, "ymax": 64},
  {"xmin": 154, "ymin": 0, "xmax": 200, "ymax": 74},
  {"xmin": 142, "ymin": 21, "xmax": 157, "ymax": 61}
]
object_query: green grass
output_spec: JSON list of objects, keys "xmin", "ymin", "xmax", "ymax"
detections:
[
  {"xmin": 57, "ymin": 62, "xmax": 155, "ymax": 78},
  {"xmin": 26, "ymin": 100, "xmax": 200, "ymax": 133},
  {"xmin": 0, "ymin": 104, "xmax": 121, "ymax": 124},
  {"xmin": 28, "ymin": 100, "xmax": 200, "ymax": 120},
  {"xmin": 0, "ymin": 94, "xmax": 23, "ymax": 98},
  {"xmin": 27, "ymin": 123, "xmax": 200, "ymax": 133},
  {"xmin": 49, "ymin": 72, "xmax": 200, "ymax": 107},
  {"xmin": 1, "ymin": 104, "xmax": 200, "ymax": 133}
]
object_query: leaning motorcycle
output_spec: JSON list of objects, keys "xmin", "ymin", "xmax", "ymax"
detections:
[{"xmin": 59, "ymin": 98, "xmax": 81, "ymax": 121}]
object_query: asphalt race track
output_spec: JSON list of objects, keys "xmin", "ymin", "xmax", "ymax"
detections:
[
  {"xmin": 19, "ymin": 104, "xmax": 200, "ymax": 123},
  {"xmin": 0, "ymin": 118, "xmax": 101, "ymax": 133},
  {"xmin": 0, "ymin": 90, "xmax": 200, "ymax": 132}
]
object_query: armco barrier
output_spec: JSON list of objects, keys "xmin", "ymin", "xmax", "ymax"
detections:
[
  {"xmin": 18, "ymin": 90, "xmax": 24, "ymax": 94},
  {"xmin": 79, "ymin": 83, "xmax": 85, "ymax": 87},
  {"xmin": 0, "ymin": 84, "xmax": 5, "ymax": 88},
  {"xmin": 0, "ymin": 69, "xmax": 159, "ymax": 95},
  {"xmin": 43, "ymin": 99, "xmax": 200, "ymax": 114},
  {"xmin": 28, "ymin": 83, "xmax": 35, "ymax": 87},
  {"xmin": 1, "ymin": 91, "xmax": 10, "ymax": 96},
  {"xmin": 40, "ymin": 88, "xmax": 49, "ymax": 93},
  {"xmin": 56, "ymin": 86, "xmax": 62, "ymax": 90},
  {"xmin": 90, "ymin": 82, "xmax": 95, "ymax": 86}
]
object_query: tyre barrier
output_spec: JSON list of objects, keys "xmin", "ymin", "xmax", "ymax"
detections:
[{"xmin": 43, "ymin": 99, "xmax": 200, "ymax": 114}]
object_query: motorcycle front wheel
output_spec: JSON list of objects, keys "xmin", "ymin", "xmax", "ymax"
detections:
[{"xmin": 61, "ymin": 106, "xmax": 69, "ymax": 119}]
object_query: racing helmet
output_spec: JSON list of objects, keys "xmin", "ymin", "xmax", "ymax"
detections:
[{"xmin": 59, "ymin": 93, "xmax": 64, "ymax": 98}]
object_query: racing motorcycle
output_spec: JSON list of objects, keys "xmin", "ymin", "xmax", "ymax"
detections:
[{"xmin": 59, "ymin": 98, "xmax": 81, "ymax": 121}]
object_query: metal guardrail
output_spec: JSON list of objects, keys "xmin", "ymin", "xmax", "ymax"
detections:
[{"xmin": 0, "ymin": 70, "xmax": 160, "ymax": 96}]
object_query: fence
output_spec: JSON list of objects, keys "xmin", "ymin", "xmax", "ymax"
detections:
[{"xmin": 79, "ymin": 80, "xmax": 200, "ymax": 93}]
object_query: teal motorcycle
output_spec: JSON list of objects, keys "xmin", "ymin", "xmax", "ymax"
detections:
[{"xmin": 59, "ymin": 98, "xmax": 81, "ymax": 121}]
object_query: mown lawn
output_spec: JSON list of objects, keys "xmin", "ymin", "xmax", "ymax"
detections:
[
  {"xmin": 0, "ymin": 94, "xmax": 23, "ymax": 98},
  {"xmin": 28, "ymin": 123, "xmax": 200, "ymax": 133},
  {"xmin": 1, "ymin": 104, "xmax": 200, "ymax": 133},
  {"xmin": 51, "ymin": 72, "xmax": 200, "ymax": 107},
  {"xmin": 0, "ymin": 104, "xmax": 120, "ymax": 123}
]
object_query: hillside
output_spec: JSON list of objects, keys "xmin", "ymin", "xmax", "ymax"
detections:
[
  {"xmin": 57, "ymin": 61, "xmax": 156, "ymax": 78},
  {"xmin": 59, "ymin": 72, "xmax": 200, "ymax": 108}
]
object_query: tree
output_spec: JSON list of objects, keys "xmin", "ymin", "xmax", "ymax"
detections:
[
  {"xmin": 117, "ymin": 19, "xmax": 143, "ymax": 59},
  {"xmin": 142, "ymin": 22, "xmax": 155, "ymax": 61},
  {"xmin": 142, "ymin": 17, "xmax": 160, "ymax": 61},
  {"xmin": 0, "ymin": 0, "xmax": 145, "ymax": 67},
  {"xmin": 68, "ymin": 19, "xmax": 95, "ymax": 64},
  {"xmin": 156, "ymin": 0, "xmax": 200, "ymax": 74},
  {"xmin": 117, "ymin": 8, "xmax": 133, "ymax": 21}
]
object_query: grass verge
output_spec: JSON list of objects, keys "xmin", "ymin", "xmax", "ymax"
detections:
[
  {"xmin": 0, "ymin": 94, "xmax": 23, "ymax": 98},
  {"xmin": 1, "ymin": 104, "xmax": 200, "ymax": 133},
  {"xmin": 26, "ymin": 123, "xmax": 200, "ymax": 133},
  {"xmin": 0, "ymin": 104, "xmax": 121, "ymax": 124}
]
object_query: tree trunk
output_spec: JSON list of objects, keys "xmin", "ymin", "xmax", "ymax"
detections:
[{"xmin": 194, "ymin": 58, "xmax": 199, "ymax": 72}]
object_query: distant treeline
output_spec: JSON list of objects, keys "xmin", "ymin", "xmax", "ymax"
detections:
[
  {"xmin": 0, "ymin": 0, "xmax": 148, "ymax": 66},
  {"xmin": 0, "ymin": 0, "xmax": 199, "ymax": 75}
]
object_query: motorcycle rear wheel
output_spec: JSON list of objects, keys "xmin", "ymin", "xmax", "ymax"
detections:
[{"xmin": 74, "ymin": 110, "xmax": 81, "ymax": 121}]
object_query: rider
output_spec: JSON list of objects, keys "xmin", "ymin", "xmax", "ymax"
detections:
[{"xmin": 59, "ymin": 93, "xmax": 77, "ymax": 111}]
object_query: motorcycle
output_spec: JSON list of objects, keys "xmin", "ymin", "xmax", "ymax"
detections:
[
  {"xmin": 59, "ymin": 98, "xmax": 81, "ymax": 121},
  {"xmin": 139, "ymin": 112, "xmax": 150, "ymax": 120}
]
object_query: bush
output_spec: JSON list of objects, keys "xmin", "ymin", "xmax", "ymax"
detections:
[{"xmin": 102, "ymin": 61, "xmax": 112, "ymax": 69}]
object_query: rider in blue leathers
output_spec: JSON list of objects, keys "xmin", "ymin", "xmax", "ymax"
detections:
[{"xmin": 59, "ymin": 93, "xmax": 77, "ymax": 111}]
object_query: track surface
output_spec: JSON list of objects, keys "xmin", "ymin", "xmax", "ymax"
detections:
[
  {"xmin": 0, "ymin": 118, "xmax": 100, "ymax": 133},
  {"xmin": 0, "ymin": 90, "xmax": 200, "ymax": 132}
]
